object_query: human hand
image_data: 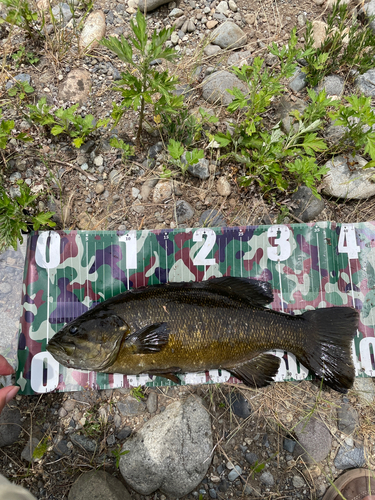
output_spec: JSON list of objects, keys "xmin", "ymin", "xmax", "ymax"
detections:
[{"xmin": 0, "ymin": 356, "xmax": 19, "ymax": 415}]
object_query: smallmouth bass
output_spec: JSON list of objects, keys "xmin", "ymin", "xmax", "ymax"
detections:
[{"xmin": 47, "ymin": 277, "xmax": 358, "ymax": 392}]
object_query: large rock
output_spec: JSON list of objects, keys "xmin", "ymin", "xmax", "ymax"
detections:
[
  {"xmin": 119, "ymin": 395, "xmax": 212, "ymax": 497},
  {"xmin": 334, "ymin": 443, "xmax": 366, "ymax": 470},
  {"xmin": 138, "ymin": 0, "xmax": 169, "ymax": 12},
  {"xmin": 293, "ymin": 416, "xmax": 332, "ymax": 464},
  {"xmin": 321, "ymin": 154, "xmax": 375, "ymax": 199},
  {"xmin": 68, "ymin": 470, "xmax": 131, "ymax": 500},
  {"xmin": 355, "ymin": 69, "xmax": 375, "ymax": 97},
  {"xmin": 211, "ymin": 21, "xmax": 247, "ymax": 49},
  {"xmin": 202, "ymin": 70, "xmax": 248, "ymax": 106},
  {"xmin": 79, "ymin": 11, "xmax": 106, "ymax": 55},
  {"xmin": 315, "ymin": 75, "xmax": 344, "ymax": 96},
  {"xmin": 59, "ymin": 69, "xmax": 92, "ymax": 104}
]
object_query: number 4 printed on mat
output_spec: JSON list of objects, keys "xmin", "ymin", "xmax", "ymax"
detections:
[{"xmin": 338, "ymin": 224, "xmax": 360, "ymax": 260}]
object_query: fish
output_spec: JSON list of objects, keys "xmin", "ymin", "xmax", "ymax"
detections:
[{"xmin": 46, "ymin": 277, "xmax": 359, "ymax": 393}]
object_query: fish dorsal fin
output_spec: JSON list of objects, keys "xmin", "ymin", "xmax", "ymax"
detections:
[
  {"xmin": 204, "ymin": 277, "xmax": 274, "ymax": 307},
  {"xmin": 225, "ymin": 354, "xmax": 281, "ymax": 388},
  {"xmin": 124, "ymin": 323, "xmax": 169, "ymax": 354}
]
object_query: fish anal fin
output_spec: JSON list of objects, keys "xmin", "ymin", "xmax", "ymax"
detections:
[
  {"xmin": 225, "ymin": 354, "xmax": 281, "ymax": 388},
  {"xmin": 125, "ymin": 323, "xmax": 169, "ymax": 354},
  {"xmin": 148, "ymin": 367, "xmax": 181, "ymax": 384}
]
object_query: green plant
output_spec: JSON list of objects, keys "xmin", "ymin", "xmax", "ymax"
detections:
[
  {"xmin": 167, "ymin": 139, "xmax": 204, "ymax": 175},
  {"xmin": 329, "ymin": 94, "xmax": 375, "ymax": 160},
  {"xmin": 12, "ymin": 47, "xmax": 39, "ymax": 67},
  {"xmin": 100, "ymin": 9, "xmax": 183, "ymax": 147},
  {"xmin": 32, "ymin": 436, "xmax": 49, "ymax": 460},
  {"xmin": 8, "ymin": 80, "xmax": 34, "ymax": 99},
  {"xmin": 161, "ymin": 106, "xmax": 218, "ymax": 147},
  {"xmin": 83, "ymin": 408, "xmax": 103, "ymax": 437},
  {"xmin": 110, "ymin": 137, "xmax": 135, "ymax": 162},
  {"xmin": 286, "ymin": 157, "xmax": 328, "ymax": 198},
  {"xmin": 27, "ymin": 98, "xmax": 110, "ymax": 148},
  {"xmin": 0, "ymin": 0, "xmax": 44, "ymax": 41},
  {"xmin": 0, "ymin": 110, "xmax": 32, "ymax": 148},
  {"xmin": 302, "ymin": 0, "xmax": 375, "ymax": 86},
  {"xmin": 112, "ymin": 445, "xmax": 130, "ymax": 468},
  {"xmin": 130, "ymin": 385, "xmax": 145, "ymax": 402},
  {"xmin": 213, "ymin": 33, "xmax": 333, "ymax": 195},
  {"xmin": 0, "ymin": 180, "xmax": 55, "ymax": 252}
]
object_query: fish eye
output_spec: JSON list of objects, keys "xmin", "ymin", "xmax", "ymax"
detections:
[{"xmin": 69, "ymin": 326, "xmax": 79, "ymax": 335}]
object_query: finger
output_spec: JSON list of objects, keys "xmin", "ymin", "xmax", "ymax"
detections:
[
  {"xmin": 0, "ymin": 386, "xmax": 19, "ymax": 414},
  {"xmin": 0, "ymin": 356, "xmax": 15, "ymax": 376}
]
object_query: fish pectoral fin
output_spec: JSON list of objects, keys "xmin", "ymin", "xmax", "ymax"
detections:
[
  {"xmin": 148, "ymin": 368, "xmax": 181, "ymax": 384},
  {"xmin": 124, "ymin": 323, "xmax": 169, "ymax": 354},
  {"xmin": 225, "ymin": 354, "xmax": 281, "ymax": 389}
]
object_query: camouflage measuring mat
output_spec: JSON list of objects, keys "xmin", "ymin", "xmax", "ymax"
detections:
[{"xmin": 16, "ymin": 222, "xmax": 375, "ymax": 395}]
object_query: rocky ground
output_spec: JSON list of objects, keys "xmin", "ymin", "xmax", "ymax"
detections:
[{"xmin": 1, "ymin": 0, "xmax": 375, "ymax": 497}]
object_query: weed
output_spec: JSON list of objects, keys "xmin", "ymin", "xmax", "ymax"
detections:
[
  {"xmin": 329, "ymin": 94, "xmax": 375, "ymax": 160},
  {"xmin": 302, "ymin": 0, "xmax": 375, "ymax": 86},
  {"xmin": 27, "ymin": 98, "xmax": 110, "ymax": 148},
  {"xmin": 110, "ymin": 137, "xmax": 136, "ymax": 162},
  {"xmin": 0, "ymin": 180, "xmax": 55, "ymax": 252},
  {"xmin": 130, "ymin": 385, "xmax": 145, "ymax": 402},
  {"xmin": 100, "ymin": 9, "xmax": 183, "ymax": 147},
  {"xmin": 8, "ymin": 80, "xmax": 34, "ymax": 99},
  {"xmin": 12, "ymin": 47, "xmax": 39, "ymax": 67},
  {"xmin": 0, "ymin": 0, "xmax": 44, "ymax": 41},
  {"xmin": 112, "ymin": 445, "xmax": 130, "ymax": 468},
  {"xmin": 0, "ymin": 110, "xmax": 32, "ymax": 148},
  {"xmin": 32, "ymin": 436, "xmax": 49, "ymax": 460},
  {"xmin": 83, "ymin": 408, "xmax": 103, "ymax": 437},
  {"xmin": 167, "ymin": 139, "xmax": 204, "ymax": 175}
]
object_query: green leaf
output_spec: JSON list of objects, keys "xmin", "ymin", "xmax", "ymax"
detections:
[
  {"xmin": 51, "ymin": 124, "xmax": 65, "ymax": 136},
  {"xmin": 168, "ymin": 139, "xmax": 184, "ymax": 160},
  {"xmin": 100, "ymin": 35, "xmax": 134, "ymax": 64},
  {"xmin": 72, "ymin": 137, "xmax": 84, "ymax": 148}
]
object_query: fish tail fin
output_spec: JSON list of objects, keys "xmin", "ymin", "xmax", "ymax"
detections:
[{"xmin": 298, "ymin": 307, "xmax": 359, "ymax": 393}]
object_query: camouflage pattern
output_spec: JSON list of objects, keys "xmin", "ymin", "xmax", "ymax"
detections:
[{"xmin": 16, "ymin": 222, "xmax": 375, "ymax": 395}]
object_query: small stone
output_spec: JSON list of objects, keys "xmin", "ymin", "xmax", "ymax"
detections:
[
  {"xmin": 109, "ymin": 169, "xmax": 122, "ymax": 185},
  {"xmin": 337, "ymin": 402, "xmax": 359, "ymax": 434},
  {"xmin": 289, "ymin": 68, "xmax": 307, "ymax": 92},
  {"xmin": 354, "ymin": 377, "xmax": 375, "ymax": 403},
  {"xmin": 95, "ymin": 183, "xmax": 105, "ymax": 195},
  {"xmin": 21, "ymin": 437, "xmax": 41, "ymax": 462},
  {"xmin": 209, "ymin": 488, "xmax": 217, "ymax": 499},
  {"xmin": 216, "ymin": 1, "xmax": 228, "ymax": 14},
  {"xmin": 334, "ymin": 443, "xmax": 366, "ymax": 470},
  {"xmin": 292, "ymin": 475, "xmax": 305, "ymax": 488},
  {"xmin": 70, "ymin": 434, "xmax": 98, "ymax": 453},
  {"xmin": 216, "ymin": 177, "xmax": 231, "ymax": 196},
  {"xmin": 146, "ymin": 392, "xmax": 158, "ymax": 413},
  {"xmin": 199, "ymin": 209, "xmax": 226, "ymax": 227},
  {"xmin": 176, "ymin": 200, "xmax": 194, "ymax": 224},
  {"xmin": 187, "ymin": 158, "xmax": 210, "ymax": 180},
  {"xmin": 117, "ymin": 397, "xmax": 146, "ymax": 416},
  {"xmin": 204, "ymin": 43, "xmax": 221, "ymax": 55},
  {"xmin": 153, "ymin": 180, "xmax": 173, "ymax": 203},
  {"xmin": 228, "ymin": 465, "xmax": 242, "ymax": 482},
  {"xmin": 225, "ymin": 392, "xmax": 251, "ymax": 419},
  {"xmin": 169, "ymin": 7, "xmax": 184, "ymax": 17},
  {"xmin": 293, "ymin": 416, "xmax": 332, "ymax": 464},
  {"xmin": 260, "ymin": 471, "xmax": 274, "ymax": 487},
  {"xmin": 9, "ymin": 172, "xmax": 22, "ymax": 182},
  {"xmin": 245, "ymin": 452, "xmax": 258, "ymax": 465},
  {"xmin": 283, "ymin": 438, "xmax": 296, "ymax": 453},
  {"xmin": 106, "ymin": 434, "xmax": 116, "ymax": 446},
  {"xmin": 148, "ymin": 142, "xmax": 163, "ymax": 158},
  {"xmin": 228, "ymin": 0, "xmax": 237, "ymax": 11},
  {"xmin": 132, "ymin": 187, "xmax": 140, "ymax": 198},
  {"xmin": 117, "ymin": 427, "xmax": 132, "ymax": 440},
  {"xmin": 79, "ymin": 11, "xmax": 106, "ymax": 54},
  {"xmin": 94, "ymin": 155, "xmax": 104, "ymax": 167},
  {"xmin": 291, "ymin": 185, "xmax": 325, "ymax": 222}
]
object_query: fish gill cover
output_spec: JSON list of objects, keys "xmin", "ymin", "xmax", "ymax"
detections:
[{"xmin": 16, "ymin": 222, "xmax": 375, "ymax": 395}]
